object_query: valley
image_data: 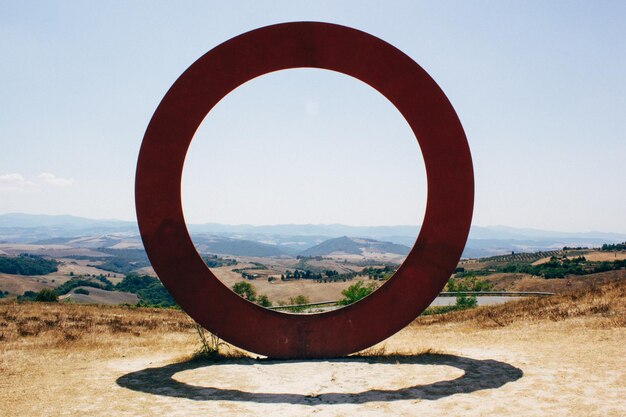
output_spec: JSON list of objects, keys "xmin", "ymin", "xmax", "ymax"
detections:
[{"xmin": 0, "ymin": 213, "xmax": 624, "ymax": 310}]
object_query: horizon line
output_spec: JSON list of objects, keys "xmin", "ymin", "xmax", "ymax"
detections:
[{"xmin": 1, "ymin": 212, "xmax": 625, "ymax": 236}]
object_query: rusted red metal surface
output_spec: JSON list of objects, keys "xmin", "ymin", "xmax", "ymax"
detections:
[{"xmin": 135, "ymin": 22, "xmax": 473, "ymax": 358}]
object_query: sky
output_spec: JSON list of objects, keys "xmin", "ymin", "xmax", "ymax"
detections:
[{"xmin": 1, "ymin": 1, "xmax": 625, "ymax": 233}]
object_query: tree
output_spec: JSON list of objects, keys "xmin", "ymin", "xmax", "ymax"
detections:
[
  {"xmin": 232, "ymin": 281, "xmax": 256, "ymax": 301},
  {"xmin": 34, "ymin": 288, "xmax": 58, "ymax": 302},
  {"xmin": 115, "ymin": 273, "xmax": 159, "ymax": 293},
  {"xmin": 137, "ymin": 282, "xmax": 176, "ymax": 307},
  {"xmin": 455, "ymin": 293, "xmax": 477, "ymax": 309},
  {"xmin": 287, "ymin": 295, "xmax": 311, "ymax": 313},
  {"xmin": 446, "ymin": 276, "xmax": 485, "ymax": 308},
  {"xmin": 256, "ymin": 294, "xmax": 272, "ymax": 307},
  {"xmin": 338, "ymin": 281, "xmax": 378, "ymax": 306}
]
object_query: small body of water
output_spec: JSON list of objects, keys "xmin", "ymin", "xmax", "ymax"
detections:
[
  {"xmin": 428, "ymin": 296, "xmax": 523, "ymax": 307},
  {"xmin": 292, "ymin": 295, "xmax": 524, "ymax": 313}
]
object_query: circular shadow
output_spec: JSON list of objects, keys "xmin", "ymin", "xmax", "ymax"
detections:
[{"xmin": 116, "ymin": 354, "xmax": 522, "ymax": 404}]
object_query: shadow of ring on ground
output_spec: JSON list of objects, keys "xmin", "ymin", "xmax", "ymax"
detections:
[{"xmin": 116, "ymin": 353, "xmax": 523, "ymax": 404}]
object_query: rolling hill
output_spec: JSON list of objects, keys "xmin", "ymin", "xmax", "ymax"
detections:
[
  {"xmin": 299, "ymin": 236, "xmax": 411, "ymax": 257},
  {"xmin": 2, "ymin": 213, "xmax": 625, "ymax": 258},
  {"xmin": 192, "ymin": 235, "xmax": 288, "ymax": 257}
]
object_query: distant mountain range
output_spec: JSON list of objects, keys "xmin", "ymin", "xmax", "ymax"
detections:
[{"xmin": 0, "ymin": 213, "xmax": 624, "ymax": 258}]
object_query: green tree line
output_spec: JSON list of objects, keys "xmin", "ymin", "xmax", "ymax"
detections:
[
  {"xmin": 18, "ymin": 273, "xmax": 176, "ymax": 308},
  {"xmin": 456, "ymin": 257, "xmax": 625, "ymax": 279},
  {"xmin": 0, "ymin": 254, "xmax": 58, "ymax": 275}
]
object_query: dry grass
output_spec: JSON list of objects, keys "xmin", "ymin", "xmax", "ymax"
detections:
[
  {"xmin": 413, "ymin": 278, "xmax": 626, "ymax": 329},
  {"xmin": 354, "ymin": 344, "xmax": 446, "ymax": 359},
  {"xmin": 2, "ymin": 277, "xmax": 624, "ymax": 349},
  {"xmin": 532, "ymin": 250, "xmax": 626, "ymax": 265},
  {"xmin": 580, "ymin": 250, "xmax": 626, "ymax": 262},
  {"xmin": 0, "ymin": 279, "xmax": 624, "ymax": 416},
  {"xmin": 482, "ymin": 269, "xmax": 625, "ymax": 293},
  {"xmin": 0, "ymin": 301, "xmax": 192, "ymax": 348},
  {"xmin": 211, "ymin": 264, "xmax": 374, "ymax": 303}
]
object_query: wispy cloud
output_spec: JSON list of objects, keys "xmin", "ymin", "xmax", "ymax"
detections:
[
  {"xmin": 37, "ymin": 173, "xmax": 75, "ymax": 187},
  {"xmin": 0, "ymin": 172, "xmax": 76, "ymax": 192},
  {"xmin": 0, "ymin": 173, "xmax": 36, "ymax": 191}
]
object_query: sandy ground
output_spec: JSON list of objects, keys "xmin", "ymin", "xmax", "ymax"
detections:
[{"xmin": 1, "ymin": 304, "xmax": 624, "ymax": 416}]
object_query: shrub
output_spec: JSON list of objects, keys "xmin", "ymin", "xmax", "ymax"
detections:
[
  {"xmin": 74, "ymin": 288, "xmax": 90, "ymax": 295},
  {"xmin": 18, "ymin": 291, "xmax": 37, "ymax": 301},
  {"xmin": 55, "ymin": 278, "xmax": 111, "ymax": 295},
  {"xmin": 232, "ymin": 281, "xmax": 256, "ymax": 301},
  {"xmin": 115, "ymin": 273, "xmax": 159, "ymax": 293},
  {"xmin": 136, "ymin": 282, "xmax": 176, "ymax": 307},
  {"xmin": 287, "ymin": 295, "xmax": 311, "ymax": 313},
  {"xmin": 34, "ymin": 288, "xmax": 58, "ymax": 302},
  {"xmin": 111, "ymin": 273, "xmax": 176, "ymax": 308},
  {"xmin": 256, "ymin": 294, "xmax": 272, "ymax": 307},
  {"xmin": 338, "ymin": 281, "xmax": 378, "ymax": 306},
  {"xmin": 204, "ymin": 255, "xmax": 237, "ymax": 268},
  {"xmin": 455, "ymin": 294, "xmax": 477, "ymax": 309}
]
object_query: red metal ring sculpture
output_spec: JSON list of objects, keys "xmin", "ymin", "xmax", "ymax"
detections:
[{"xmin": 136, "ymin": 22, "xmax": 473, "ymax": 358}]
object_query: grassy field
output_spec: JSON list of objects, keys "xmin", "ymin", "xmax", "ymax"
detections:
[
  {"xmin": 0, "ymin": 258, "xmax": 125, "ymax": 295},
  {"xmin": 0, "ymin": 278, "xmax": 624, "ymax": 416}
]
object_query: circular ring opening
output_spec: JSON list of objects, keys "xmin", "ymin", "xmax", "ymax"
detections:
[{"xmin": 136, "ymin": 22, "xmax": 473, "ymax": 358}]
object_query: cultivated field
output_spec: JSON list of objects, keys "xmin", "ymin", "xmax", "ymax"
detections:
[{"xmin": 1, "ymin": 280, "xmax": 624, "ymax": 416}]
